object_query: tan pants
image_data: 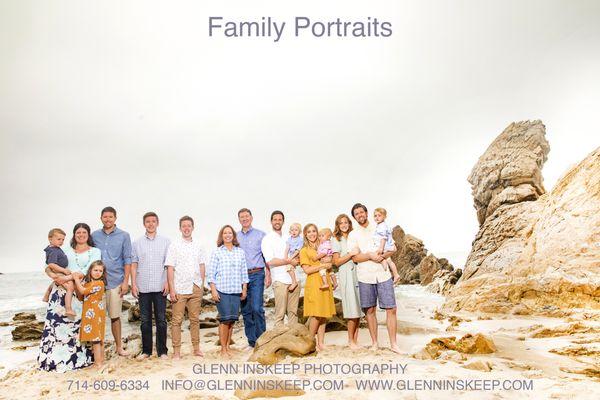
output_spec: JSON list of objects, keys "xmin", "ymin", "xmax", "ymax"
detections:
[
  {"xmin": 273, "ymin": 281, "xmax": 300, "ymax": 328},
  {"xmin": 171, "ymin": 284, "xmax": 203, "ymax": 351}
]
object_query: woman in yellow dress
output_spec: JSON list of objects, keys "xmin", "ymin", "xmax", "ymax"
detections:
[{"xmin": 299, "ymin": 223, "xmax": 336, "ymax": 351}]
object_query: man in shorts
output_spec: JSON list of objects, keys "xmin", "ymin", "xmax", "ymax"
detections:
[
  {"xmin": 92, "ymin": 206, "xmax": 132, "ymax": 357},
  {"xmin": 347, "ymin": 203, "xmax": 400, "ymax": 354}
]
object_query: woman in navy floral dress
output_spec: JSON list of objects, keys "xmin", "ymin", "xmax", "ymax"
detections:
[{"xmin": 38, "ymin": 223, "xmax": 99, "ymax": 372}]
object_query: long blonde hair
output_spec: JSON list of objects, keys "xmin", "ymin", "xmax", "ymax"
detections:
[{"xmin": 302, "ymin": 223, "xmax": 319, "ymax": 251}]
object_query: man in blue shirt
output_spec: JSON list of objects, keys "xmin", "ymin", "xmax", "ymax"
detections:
[
  {"xmin": 237, "ymin": 208, "xmax": 268, "ymax": 348},
  {"xmin": 92, "ymin": 206, "xmax": 132, "ymax": 357}
]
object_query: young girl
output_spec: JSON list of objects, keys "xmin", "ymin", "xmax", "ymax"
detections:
[
  {"xmin": 316, "ymin": 228, "xmax": 338, "ymax": 290},
  {"xmin": 73, "ymin": 260, "xmax": 107, "ymax": 369},
  {"xmin": 284, "ymin": 223, "xmax": 302, "ymax": 291},
  {"xmin": 372, "ymin": 208, "xmax": 400, "ymax": 284}
]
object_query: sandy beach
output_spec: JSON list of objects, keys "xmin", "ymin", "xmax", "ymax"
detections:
[{"xmin": 1, "ymin": 285, "xmax": 599, "ymax": 400}]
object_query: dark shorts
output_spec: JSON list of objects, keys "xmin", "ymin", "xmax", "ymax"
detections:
[
  {"xmin": 216, "ymin": 291, "xmax": 241, "ymax": 323},
  {"xmin": 358, "ymin": 278, "xmax": 396, "ymax": 309}
]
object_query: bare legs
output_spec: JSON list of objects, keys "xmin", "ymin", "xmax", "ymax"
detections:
[
  {"xmin": 219, "ymin": 322, "xmax": 235, "ymax": 358},
  {"xmin": 364, "ymin": 306, "xmax": 379, "ymax": 349},
  {"xmin": 309, "ymin": 317, "xmax": 328, "ymax": 351},
  {"xmin": 346, "ymin": 318, "xmax": 360, "ymax": 349},
  {"xmin": 386, "ymin": 307, "xmax": 401, "ymax": 354},
  {"xmin": 91, "ymin": 341, "xmax": 104, "ymax": 369},
  {"xmin": 111, "ymin": 318, "xmax": 126, "ymax": 356}
]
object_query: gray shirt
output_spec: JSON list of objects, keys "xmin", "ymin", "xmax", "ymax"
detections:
[{"xmin": 131, "ymin": 234, "xmax": 171, "ymax": 293}]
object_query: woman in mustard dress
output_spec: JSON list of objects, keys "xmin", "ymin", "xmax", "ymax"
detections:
[
  {"xmin": 73, "ymin": 260, "xmax": 107, "ymax": 369},
  {"xmin": 299, "ymin": 223, "xmax": 336, "ymax": 352}
]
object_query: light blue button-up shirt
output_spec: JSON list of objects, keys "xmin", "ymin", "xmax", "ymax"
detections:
[
  {"xmin": 207, "ymin": 245, "xmax": 249, "ymax": 294},
  {"xmin": 237, "ymin": 227, "xmax": 266, "ymax": 269},
  {"xmin": 92, "ymin": 226, "xmax": 132, "ymax": 290},
  {"xmin": 132, "ymin": 234, "xmax": 170, "ymax": 293}
]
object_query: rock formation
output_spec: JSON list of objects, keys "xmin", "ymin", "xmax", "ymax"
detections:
[
  {"xmin": 390, "ymin": 226, "xmax": 461, "ymax": 292},
  {"xmin": 413, "ymin": 333, "xmax": 496, "ymax": 360},
  {"xmin": 445, "ymin": 120, "xmax": 600, "ymax": 314},
  {"xmin": 248, "ymin": 324, "xmax": 316, "ymax": 365},
  {"xmin": 11, "ymin": 312, "xmax": 44, "ymax": 341}
]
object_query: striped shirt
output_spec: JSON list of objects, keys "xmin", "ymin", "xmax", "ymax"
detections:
[
  {"xmin": 207, "ymin": 245, "xmax": 249, "ymax": 294},
  {"xmin": 131, "ymin": 234, "xmax": 171, "ymax": 293}
]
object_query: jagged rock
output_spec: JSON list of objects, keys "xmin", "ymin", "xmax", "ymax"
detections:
[
  {"xmin": 455, "ymin": 333, "xmax": 496, "ymax": 354},
  {"xmin": 413, "ymin": 333, "xmax": 496, "ymax": 359},
  {"xmin": 248, "ymin": 324, "xmax": 316, "ymax": 365},
  {"xmin": 463, "ymin": 360, "xmax": 493, "ymax": 372},
  {"xmin": 234, "ymin": 376, "xmax": 305, "ymax": 399},
  {"xmin": 418, "ymin": 255, "xmax": 441, "ymax": 285},
  {"xmin": 413, "ymin": 337, "xmax": 458, "ymax": 360},
  {"xmin": 390, "ymin": 226, "xmax": 427, "ymax": 283},
  {"xmin": 122, "ymin": 299, "xmax": 132, "ymax": 311},
  {"xmin": 426, "ymin": 268, "xmax": 463, "ymax": 295},
  {"xmin": 550, "ymin": 345, "xmax": 600, "ymax": 357},
  {"xmin": 11, "ymin": 320, "xmax": 44, "ymax": 341},
  {"xmin": 468, "ymin": 120, "xmax": 549, "ymax": 227},
  {"xmin": 12, "ymin": 313, "xmax": 36, "ymax": 322},
  {"xmin": 530, "ymin": 322, "xmax": 600, "ymax": 338},
  {"xmin": 446, "ymin": 121, "xmax": 600, "ymax": 314}
]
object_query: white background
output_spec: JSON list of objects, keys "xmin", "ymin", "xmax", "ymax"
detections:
[{"xmin": 1, "ymin": 0, "xmax": 599, "ymax": 273}]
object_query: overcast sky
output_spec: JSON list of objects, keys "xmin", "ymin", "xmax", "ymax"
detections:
[{"xmin": 1, "ymin": 0, "xmax": 599, "ymax": 273}]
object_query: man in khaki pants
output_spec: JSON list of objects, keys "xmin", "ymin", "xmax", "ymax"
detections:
[
  {"xmin": 166, "ymin": 215, "xmax": 206, "ymax": 359},
  {"xmin": 261, "ymin": 210, "xmax": 300, "ymax": 328}
]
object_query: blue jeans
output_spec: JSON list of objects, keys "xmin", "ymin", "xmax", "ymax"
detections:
[
  {"xmin": 138, "ymin": 292, "xmax": 168, "ymax": 356},
  {"xmin": 241, "ymin": 269, "xmax": 266, "ymax": 346}
]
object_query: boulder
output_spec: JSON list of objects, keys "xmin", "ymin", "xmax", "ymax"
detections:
[
  {"xmin": 121, "ymin": 299, "xmax": 132, "ymax": 311},
  {"xmin": 413, "ymin": 333, "xmax": 496, "ymax": 359},
  {"xmin": 446, "ymin": 121, "xmax": 600, "ymax": 314},
  {"xmin": 418, "ymin": 255, "xmax": 442, "ymax": 285},
  {"xmin": 455, "ymin": 333, "xmax": 496, "ymax": 354},
  {"xmin": 248, "ymin": 324, "xmax": 316, "ymax": 365},
  {"xmin": 12, "ymin": 312, "xmax": 36, "ymax": 322},
  {"xmin": 11, "ymin": 320, "xmax": 44, "ymax": 341}
]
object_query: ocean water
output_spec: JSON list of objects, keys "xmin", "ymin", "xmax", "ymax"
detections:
[{"xmin": 0, "ymin": 272, "xmax": 49, "ymax": 322}]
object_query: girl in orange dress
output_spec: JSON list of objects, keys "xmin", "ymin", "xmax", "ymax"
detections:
[{"xmin": 73, "ymin": 260, "xmax": 106, "ymax": 369}]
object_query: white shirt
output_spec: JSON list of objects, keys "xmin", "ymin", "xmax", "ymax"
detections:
[
  {"xmin": 347, "ymin": 221, "xmax": 392, "ymax": 284},
  {"xmin": 261, "ymin": 230, "xmax": 294, "ymax": 284},
  {"xmin": 165, "ymin": 237, "xmax": 207, "ymax": 295}
]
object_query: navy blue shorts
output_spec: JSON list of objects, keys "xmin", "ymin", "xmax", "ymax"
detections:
[
  {"xmin": 358, "ymin": 278, "xmax": 396, "ymax": 309},
  {"xmin": 216, "ymin": 291, "xmax": 241, "ymax": 323}
]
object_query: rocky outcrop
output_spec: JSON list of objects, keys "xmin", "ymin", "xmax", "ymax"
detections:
[
  {"xmin": 248, "ymin": 324, "xmax": 316, "ymax": 365},
  {"xmin": 413, "ymin": 333, "xmax": 496, "ymax": 360},
  {"xmin": 11, "ymin": 313, "xmax": 44, "ymax": 341},
  {"xmin": 468, "ymin": 120, "xmax": 549, "ymax": 227},
  {"xmin": 446, "ymin": 120, "xmax": 600, "ymax": 314},
  {"xmin": 390, "ymin": 226, "xmax": 461, "ymax": 292}
]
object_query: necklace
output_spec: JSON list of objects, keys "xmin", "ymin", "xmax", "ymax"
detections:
[{"xmin": 74, "ymin": 248, "xmax": 92, "ymax": 270}]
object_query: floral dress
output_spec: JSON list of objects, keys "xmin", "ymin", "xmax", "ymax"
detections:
[
  {"xmin": 38, "ymin": 285, "xmax": 92, "ymax": 372},
  {"xmin": 80, "ymin": 280, "xmax": 106, "ymax": 342}
]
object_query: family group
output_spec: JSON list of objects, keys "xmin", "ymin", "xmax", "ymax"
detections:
[{"xmin": 37, "ymin": 203, "xmax": 402, "ymax": 372}]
